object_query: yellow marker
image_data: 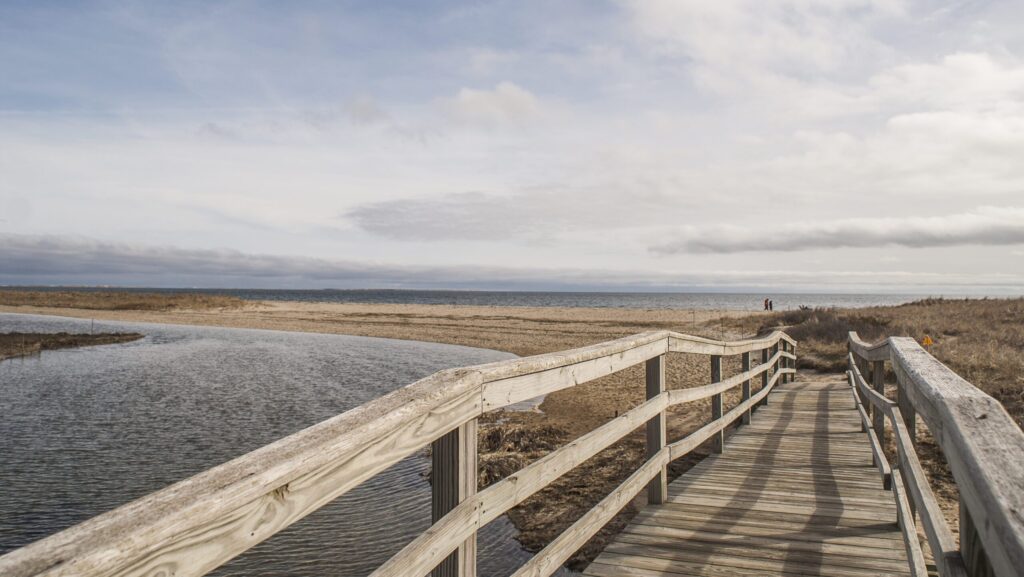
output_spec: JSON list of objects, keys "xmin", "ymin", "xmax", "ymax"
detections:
[{"xmin": 922, "ymin": 335, "xmax": 934, "ymax": 347}]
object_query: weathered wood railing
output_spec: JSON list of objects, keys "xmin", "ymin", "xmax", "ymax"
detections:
[
  {"xmin": 0, "ymin": 330, "xmax": 795, "ymax": 577},
  {"xmin": 848, "ymin": 332, "xmax": 1024, "ymax": 577}
]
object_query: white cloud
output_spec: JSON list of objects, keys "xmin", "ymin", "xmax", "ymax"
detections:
[
  {"xmin": 652, "ymin": 207, "xmax": 1024, "ymax": 254},
  {"xmin": 445, "ymin": 82, "xmax": 541, "ymax": 125},
  {"xmin": 868, "ymin": 52, "xmax": 1024, "ymax": 114},
  {"xmin": 621, "ymin": 0, "xmax": 903, "ymax": 111}
]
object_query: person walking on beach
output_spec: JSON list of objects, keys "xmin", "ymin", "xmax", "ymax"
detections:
[
  {"xmin": 769, "ymin": 299, "xmax": 774, "ymax": 311},
  {"xmin": 764, "ymin": 298, "xmax": 770, "ymax": 311}
]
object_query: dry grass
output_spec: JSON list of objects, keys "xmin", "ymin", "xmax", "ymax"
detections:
[
  {"xmin": 743, "ymin": 298, "xmax": 1024, "ymax": 428},
  {"xmin": 0, "ymin": 290, "xmax": 245, "ymax": 311}
]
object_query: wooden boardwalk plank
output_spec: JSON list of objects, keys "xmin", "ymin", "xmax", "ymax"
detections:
[{"xmin": 587, "ymin": 374, "xmax": 910, "ymax": 577}]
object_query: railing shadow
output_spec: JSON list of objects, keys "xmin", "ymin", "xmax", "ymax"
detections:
[
  {"xmin": 611, "ymin": 367, "xmax": 797, "ymax": 573},
  {"xmin": 779, "ymin": 377, "xmax": 843, "ymax": 576}
]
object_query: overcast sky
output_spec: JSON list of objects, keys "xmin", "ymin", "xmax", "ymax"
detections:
[{"xmin": 2, "ymin": 1, "xmax": 1023, "ymax": 293}]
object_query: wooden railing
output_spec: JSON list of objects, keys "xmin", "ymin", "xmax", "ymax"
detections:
[
  {"xmin": 0, "ymin": 330, "xmax": 796, "ymax": 577},
  {"xmin": 848, "ymin": 332, "xmax": 1024, "ymax": 577}
]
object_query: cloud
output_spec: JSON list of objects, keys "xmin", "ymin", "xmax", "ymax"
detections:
[
  {"xmin": 347, "ymin": 192, "xmax": 531, "ymax": 241},
  {"xmin": 445, "ymin": 82, "xmax": 540, "ymax": 125},
  {"xmin": 652, "ymin": 207, "xmax": 1024, "ymax": 254},
  {"xmin": 5, "ymin": 233, "xmax": 1019, "ymax": 291},
  {"xmin": 344, "ymin": 181, "xmax": 687, "ymax": 242},
  {"xmin": 622, "ymin": 0, "xmax": 902, "ymax": 111},
  {"xmin": 868, "ymin": 52, "xmax": 1024, "ymax": 114}
]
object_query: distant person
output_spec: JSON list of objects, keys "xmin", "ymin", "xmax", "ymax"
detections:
[
  {"xmin": 769, "ymin": 299, "xmax": 774, "ymax": 311},
  {"xmin": 764, "ymin": 298, "xmax": 770, "ymax": 311}
]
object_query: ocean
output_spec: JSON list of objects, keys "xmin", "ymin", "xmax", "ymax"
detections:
[{"xmin": 0, "ymin": 287, "xmax": 952, "ymax": 310}]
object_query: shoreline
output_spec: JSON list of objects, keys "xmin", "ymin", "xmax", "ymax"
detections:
[
  {"xmin": 0, "ymin": 300, "xmax": 760, "ymax": 355},
  {"xmin": 0, "ymin": 301, "xmax": 762, "ymax": 569},
  {"xmin": 0, "ymin": 331, "xmax": 144, "ymax": 362}
]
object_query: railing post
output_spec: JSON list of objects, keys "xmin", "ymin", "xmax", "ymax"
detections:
[
  {"xmin": 961, "ymin": 501, "xmax": 995, "ymax": 577},
  {"xmin": 431, "ymin": 420, "xmax": 477, "ymax": 577},
  {"xmin": 778, "ymin": 342, "xmax": 785, "ymax": 383},
  {"xmin": 784, "ymin": 341, "xmax": 793, "ymax": 383},
  {"xmin": 771, "ymin": 342, "xmax": 780, "ymax": 385},
  {"xmin": 741, "ymin": 351, "xmax": 751, "ymax": 424},
  {"xmin": 871, "ymin": 360, "xmax": 885, "ymax": 443},
  {"xmin": 897, "ymin": 380, "xmax": 917, "ymax": 448},
  {"xmin": 711, "ymin": 355, "xmax": 723, "ymax": 453},
  {"xmin": 760, "ymin": 347, "xmax": 769, "ymax": 406},
  {"xmin": 646, "ymin": 355, "xmax": 667, "ymax": 504},
  {"xmin": 786, "ymin": 342, "xmax": 794, "ymax": 383}
]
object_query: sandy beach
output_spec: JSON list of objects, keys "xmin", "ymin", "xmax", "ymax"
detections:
[{"xmin": 0, "ymin": 300, "xmax": 768, "ymax": 567}]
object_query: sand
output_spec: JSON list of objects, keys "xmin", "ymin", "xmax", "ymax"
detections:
[{"xmin": 0, "ymin": 300, "xmax": 769, "ymax": 569}]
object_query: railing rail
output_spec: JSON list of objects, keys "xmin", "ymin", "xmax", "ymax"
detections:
[
  {"xmin": 848, "ymin": 332, "xmax": 1024, "ymax": 577},
  {"xmin": 0, "ymin": 330, "xmax": 796, "ymax": 577}
]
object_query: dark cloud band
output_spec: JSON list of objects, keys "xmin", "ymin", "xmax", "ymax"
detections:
[
  {"xmin": 651, "ymin": 207, "xmax": 1024, "ymax": 254},
  {"xmin": 1, "ymin": 233, "xmax": 1021, "ymax": 292}
]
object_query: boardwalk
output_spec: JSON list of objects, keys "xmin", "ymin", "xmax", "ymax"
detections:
[
  {"xmin": 2, "ymin": 330, "xmax": 1021, "ymax": 577},
  {"xmin": 586, "ymin": 374, "xmax": 912, "ymax": 577}
]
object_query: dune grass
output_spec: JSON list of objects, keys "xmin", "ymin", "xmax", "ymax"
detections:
[
  {"xmin": 743, "ymin": 297, "xmax": 1024, "ymax": 428},
  {"xmin": 0, "ymin": 290, "xmax": 245, "ymax": 312}
]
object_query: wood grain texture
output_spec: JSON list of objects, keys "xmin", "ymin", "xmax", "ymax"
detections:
[
  {"xmin": 511, "ymin": 449, "xmax": 671, "ymax": 577},
  {"xmin": 851, "ymin": 352, "xmax": 963, "ymax": 573},
  {"xmin": 891, "ymin": 469, "xmax": 929, "ymax": 577},
  {"xmin": 848, "ymin": 332, "xmax": 891, "ymax": 362},
  {"xmin": 740, "ymin": 352, "xmax": 751, "ymax": 425},
  {"xmin": 371, "ymin": 394, "xmax": 672, "ymax": 577},
  {"xmin": 850, "ymin": 333, "xmax": 1024, "ymax": 577},
  {"xmin": 646, "ymin": 356, "xmax": 667, "ymax": 505},
  {"xmin": 588, "ymin": 374, "xmax": 912, "ymax": 577},
  {"xmin": 847, "ymin": 369, "xmax": 892, "ymax": 489},
  {"xmin": 710, "ymin": 355, "xmax": 723, "ymax": 454}
]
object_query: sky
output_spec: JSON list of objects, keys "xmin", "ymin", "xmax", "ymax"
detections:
[{"xmin": 2, "ymin": 0, "xmax": 1024, "ymax": 293}]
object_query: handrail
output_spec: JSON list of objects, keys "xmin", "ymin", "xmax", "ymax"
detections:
[
  {"xmin": 0, "ymin": 330, "xmax": 796, "ymax": 577},
  {"xmin": 848, "ymin": 332, "xmax": 1024, "ymax": 577},
  {"xmin": 845, "ymin": 369, "xmax": 891, "ymax": 488},
  {"xmin": 848, "ymin": 356, "xmax": 965, "ymax": 577}
]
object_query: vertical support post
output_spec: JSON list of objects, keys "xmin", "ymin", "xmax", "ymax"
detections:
[
  {"xmin": 711, "ymin": 355, "xmax": 723, "ymax": 453},
  {"xmin": 771, "ymin": 342, "xmax": 780, "ymax": 384},
  {"xmin": 872, "ymin": 360, "xmax": 885, "ymax": 444},
  {"xmin": 961, "ymin": 501, "xmax": 995, "ymax": 577},
  {"xmin": 778, "ymin": 342, "xmax": 785, "ymax": 384},
  {"xmin": 431, "ymin": 421, "xmax": 477, "ymax": 577},
  {"xmin": 897, "ymin": 382, "xmax": 917, "ymax": 448},
  {"xmin": 783, "ymin": 341, "xmax": 792, "ymax": 383},
  {"xmin": 760, "ymin": 347, "xmax": 769, "ymax": 407},
  {"xmin": 645, "ymin": 355, "xmax": 667, "ymax": 504},
  {"xmin": 741, "ymin": 352, "xmax": 751, "ymax": 424},
  {"xmin": 790, "ymin": 343, "xmax": 797, "ymax": 383}
]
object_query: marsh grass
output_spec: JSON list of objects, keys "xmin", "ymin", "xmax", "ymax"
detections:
[
  {"xmin": 0, "ymin": 290, "xmax": 245, "ymax": 311},
  {"xmin": 0, "ymin": 332, "xmax": 143, "ymax": 361},
  {"xmin": 747, "ymin": 298, "xmax": 1024, "ymax": 428}
]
